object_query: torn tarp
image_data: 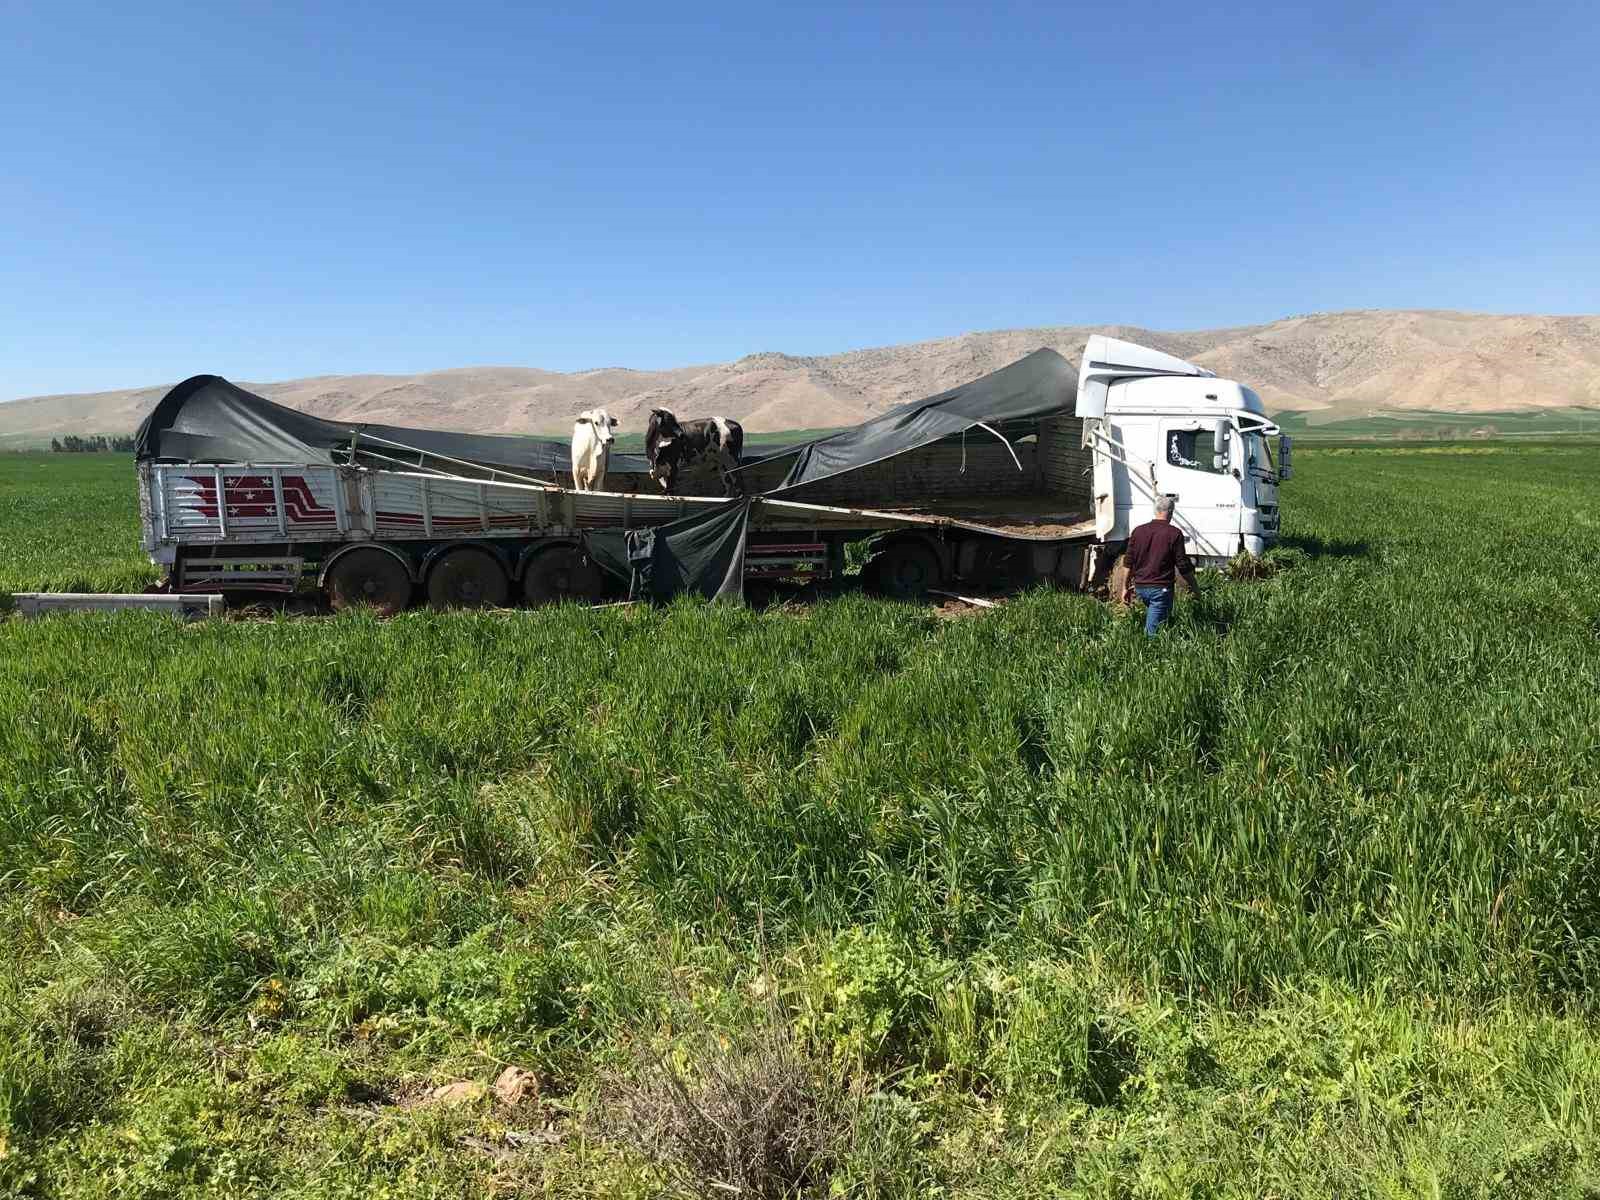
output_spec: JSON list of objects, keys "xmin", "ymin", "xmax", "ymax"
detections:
[
  {"xmin": 763, "ymin": 347, "xmax": 1075, "ymax": 492},
  {"xmin": 584, "ymin": 498, "xmax": 751, "ymax": 602},
  {"xmin": 136, "ymin": 350, "xmax": 1076, "ymax": 604},
  {"xmin": 134, "ymin": 374, "xmax": 653, "ymax": 477}
]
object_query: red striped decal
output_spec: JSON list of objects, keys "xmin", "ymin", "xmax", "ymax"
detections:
[{"xmin": 180, "ymin": 475, "xmax": 337, "ymax": 525}]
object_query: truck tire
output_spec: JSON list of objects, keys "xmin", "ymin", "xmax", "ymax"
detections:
[
  {"xmin": 522, "ymin": 545, "xmax": 604, "ymax": 606},
  {"xmin": 326, "ymin": 548, "xmax": 413, "ymax": 616},
  {"xmin": 866, "ymin": 540, "xmax": 942, "ymax": 600},
  {"xmin": 427, "ymin": 547, "xmax": 509, "ymax": 610}
]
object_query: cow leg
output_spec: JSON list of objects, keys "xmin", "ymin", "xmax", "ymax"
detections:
[{"xmin": 718, "ymin": 451, "xmax": 743, "ymax": 496}]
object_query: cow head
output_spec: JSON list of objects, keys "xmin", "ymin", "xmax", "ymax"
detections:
[
  {"xmin": 648, "ymin": 408, "xmax": 681, "ymax": 440},
  {"xmin": 575, "ymin": 409, "xmax": 618, "ymax": 447},
  {"xmin": 645, "ymin": 409, "xmax": 680, "ymax": 488}
]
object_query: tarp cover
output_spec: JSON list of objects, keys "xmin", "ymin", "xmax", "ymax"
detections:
[
  {"xmin": 138, "ymin": 350, "xmax": 1073, "ymax": 491},
  {"xmin": 584, "ymin": 499, "xmax": 749, "ymax": 602},
  {"xmin": 138, "ymin": 350, "xmax": 1075, "ymax": 603},
  {"xmin": 765, "ymin": 347, "xmax": 1075, "ymax": 491},
  {"xmin": 134, "ymin": 374, "xmax": 652, "ymax": 476}
]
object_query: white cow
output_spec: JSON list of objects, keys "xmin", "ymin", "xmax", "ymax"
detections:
[{"xmin": 571, "ymin": 409, "xmax": 618, "ymax": 491}]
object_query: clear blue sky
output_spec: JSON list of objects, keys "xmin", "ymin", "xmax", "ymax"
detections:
[{"xmin": 4, "ymin": 0, "xmax": 1598, "ymax": 400}]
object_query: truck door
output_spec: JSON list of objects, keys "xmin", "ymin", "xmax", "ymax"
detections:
[{"xmin": 1154, "ymin": 420, "xmax": 1240, "ymax": 561}]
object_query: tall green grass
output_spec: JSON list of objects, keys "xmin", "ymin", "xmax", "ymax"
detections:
[
  {"xmin": 2, "ymin": 443, "xmax": 1599, "ymax": 1196},
  {"xmin": 0, "ymin": 453, "xmax": 155, "ymax": 595}
]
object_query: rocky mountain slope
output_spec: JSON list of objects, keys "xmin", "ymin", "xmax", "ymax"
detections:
[{"xmin": 6, "ymin": 309, "xmax": 1599, "ymax": 441}]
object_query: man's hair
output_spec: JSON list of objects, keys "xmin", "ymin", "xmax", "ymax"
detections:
[{"xmin": 1154, "ymin": 495, "xmax": 1176, "ymax": 517}]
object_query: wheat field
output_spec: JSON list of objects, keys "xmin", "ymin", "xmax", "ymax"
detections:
[{"xmin": 2, "ymin": 444, "xmax": 1598, "ymax": 1197}]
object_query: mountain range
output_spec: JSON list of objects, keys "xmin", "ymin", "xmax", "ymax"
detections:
[{"xmin": 5, "ymin": 309, "xmax": 1599, "ymax": 444}]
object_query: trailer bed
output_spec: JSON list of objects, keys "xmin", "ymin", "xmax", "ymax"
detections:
[{"xmin": 139, "ymin": 462, "xmax": 988, "ymax": 550}]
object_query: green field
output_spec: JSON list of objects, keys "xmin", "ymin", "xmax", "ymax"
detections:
[
  {"xmin": 3, "ymin": 445, "xmax": 1600, "ymax": 1197},
  {"xmin": 1275, "ymin": 406, "xmax": 1600, "ymax": 441}
]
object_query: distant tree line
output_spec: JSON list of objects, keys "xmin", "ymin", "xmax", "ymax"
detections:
[{"xmin": 50, "ymin": 434, "xmax": 137, "ymax": 453}]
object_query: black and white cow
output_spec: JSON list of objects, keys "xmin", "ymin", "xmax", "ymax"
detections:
[{"xmin": 644, "ymin": 408, "xmax": 746, "ymax": 495}]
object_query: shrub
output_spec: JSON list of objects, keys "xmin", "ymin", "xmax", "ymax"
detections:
[{"xmin": 601, "ymin": 1000, "xmax": 853, "ymax": 1199}]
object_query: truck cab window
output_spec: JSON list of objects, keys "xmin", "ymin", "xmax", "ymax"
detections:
[
  {"xmin": 1244, "ymin": 432, "xmax": 1275, "ymax": 472},
  {"xmin": 1166, "ymin": 429, "xmax": 1226, "ymax": 474}
]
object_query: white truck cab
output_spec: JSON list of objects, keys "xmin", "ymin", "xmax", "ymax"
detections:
[{"xmin": 1077, "ymin": 336, "xmax": 1291, "ymax": 569}]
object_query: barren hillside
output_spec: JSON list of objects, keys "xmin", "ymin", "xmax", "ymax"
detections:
[{"xmin": 5, "ymin": 309, "xmax": 1599, "ymax": 442}]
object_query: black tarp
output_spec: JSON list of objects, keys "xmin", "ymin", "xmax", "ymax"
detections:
[
  {"xmin": 134, "ymin": 374, "xmax": 653, "ymax": 476},
  {"xmin": 138, "ymin": 351, "xmax": 1074, "ymax": 492},
  {"xmin": 137, "ymin": 350, "xmax": 1076, "ymax": 603},
  {"xmin": 584, "ymin": 499, "xmax": 750, "ymax": 602},
  {"xmin": 761, "ymin": 347, "xmax": 1075, "ymax": 492}
]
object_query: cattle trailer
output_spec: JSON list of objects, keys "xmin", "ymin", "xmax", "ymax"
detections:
[{"xmin": 138, "ymin": 458, "xmax": 1097, "ymax": 612}]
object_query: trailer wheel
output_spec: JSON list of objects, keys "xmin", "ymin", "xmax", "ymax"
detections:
[
  {"xmin": 326, "ymin": 548, "xmax": 413, "ymax": 616},
  {"xmin": 523, "ymin": 545, "xmax": 604, "ymax": 606},
  {"xmin": 866, "ymin": 540, "xmax": 942, "ymax": 600},
  {"xmin": 427, "ymin": 547, "xmax": 509, "ymax": 610}
]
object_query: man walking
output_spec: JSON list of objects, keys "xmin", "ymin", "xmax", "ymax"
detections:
[{"xmin": 1120, "ymin": 495, "xmax": 1198, "ymax": 636}]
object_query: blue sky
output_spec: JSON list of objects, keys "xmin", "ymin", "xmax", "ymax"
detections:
[{"xmin": 4, "ymin": 0, "xmax": 1598, "ymax": 400}]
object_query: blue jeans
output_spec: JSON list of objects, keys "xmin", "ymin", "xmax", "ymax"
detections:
[{"xmin": 1134, "ymin": 585, "xmax": 1174, "ymax": 636}]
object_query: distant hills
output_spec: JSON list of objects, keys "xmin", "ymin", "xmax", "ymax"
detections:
[{"xmin": 4, "ymin": 309, "xmax": 1599, "ymax": 447}]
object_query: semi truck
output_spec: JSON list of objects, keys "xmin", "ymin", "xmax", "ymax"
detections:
[
  {"xmin": 1075, "ymin": 334, "xmax": 1291, "ymax": 586},
  {"xmin": 134, "ymin": 336, "xmax": 1289, "ymax": 610}
]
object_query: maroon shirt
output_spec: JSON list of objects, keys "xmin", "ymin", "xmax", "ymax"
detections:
[{"xmin": 1125, "ymin": 519, "xmax": 1196, "ymax": 588}]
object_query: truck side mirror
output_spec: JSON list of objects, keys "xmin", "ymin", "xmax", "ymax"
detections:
[
  {"xmin": 1279, "ymin": 434, "xmax": 1293, "ymax": 480},
  {"xmin": 1212, "ymin": 419, "xmax": 1231, "ymax": 471}
]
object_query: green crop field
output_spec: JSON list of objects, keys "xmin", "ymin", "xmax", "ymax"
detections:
[
  {"xmin": 3, "ymin": 444, "xmax": 1599, "ymax": 1197},
  {"xmin": 1275, "ymin": 406, "xmax": 1600, "ymax": 441}
]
